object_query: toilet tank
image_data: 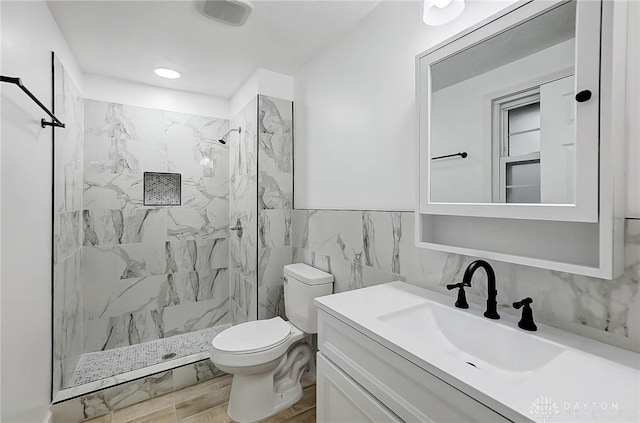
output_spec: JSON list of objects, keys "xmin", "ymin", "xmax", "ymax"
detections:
[{"xmin": 283, "ymin": 263, "xmax": 334, "ymax": 334}]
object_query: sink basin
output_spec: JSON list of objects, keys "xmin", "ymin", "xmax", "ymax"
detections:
[{"xmin": 377, "ymin": 301, "xmax": 564, "ymax": 373}]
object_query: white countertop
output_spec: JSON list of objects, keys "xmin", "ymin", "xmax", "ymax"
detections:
[{"xmin": 315, "ymin": 281, "xmax": 640, "ymax": 422}]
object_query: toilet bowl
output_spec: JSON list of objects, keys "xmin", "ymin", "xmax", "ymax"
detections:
[{"xmin": 209, "ymin": 263, "xmax": 333, "ymax": 423}]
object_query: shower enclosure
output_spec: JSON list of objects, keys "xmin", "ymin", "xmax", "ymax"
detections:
[{"xmin": 52, "ymin": 53, "xmax": 294, "ymax": 406}]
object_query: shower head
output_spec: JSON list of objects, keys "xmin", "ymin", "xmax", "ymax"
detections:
[{"xmin": 218, "ymin": 127, "xmax": 241, "ymax": 144}]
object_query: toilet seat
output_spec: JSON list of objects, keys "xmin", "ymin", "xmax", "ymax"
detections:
[
  {"xmin": 210, "ymin": 317, "xmax": 305, "ymax": 368},
  {"xmin": 212, "ymin": 317, "xmax": 292, "ymax": 354}
]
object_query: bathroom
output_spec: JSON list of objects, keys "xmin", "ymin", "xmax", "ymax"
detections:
[{"xmin": 1, "ymin": 0, "xmax": 638, "ymax": 422}]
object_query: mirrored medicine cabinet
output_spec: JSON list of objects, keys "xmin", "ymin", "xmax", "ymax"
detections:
[{"xmin": 416, "ymin": 0, "xmax": 628, "ymax": 279}]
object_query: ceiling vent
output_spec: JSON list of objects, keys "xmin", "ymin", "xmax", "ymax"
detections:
[{"xmin": 200, "ymin": 0, "xmax": 253, "ymax": 26}]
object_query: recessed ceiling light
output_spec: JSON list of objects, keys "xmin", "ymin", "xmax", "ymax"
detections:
[{"xmin": 154, "ymin": 67, "xmax": 182, "ymax": 79}]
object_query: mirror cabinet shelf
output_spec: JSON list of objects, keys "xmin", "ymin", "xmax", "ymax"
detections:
[{"xmin": 415, "ymin": 0, "xmax": 628, "ymax": 279}]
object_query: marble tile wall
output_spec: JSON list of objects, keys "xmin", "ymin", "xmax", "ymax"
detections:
[
  {"xmin": 51, "ymin": 359, "xmax": 223, "ymax": 423},
  {"xmin": 53, "ymin": 54, "xmax": 85, "ymax": 396},
  {"xmin": 82, "ymin": 100, "xmax": 230, "ymax": 353},
  {"xmin": 229, "ymin": 97, "xmax": 258, "ymax": 324},
  {"xmin": 258, "ymin": 96, "xmax": 293, "ymax": 320},
  {"xmin": 291, "ymin": 210, "xmax": 640, "ymax": 352}
]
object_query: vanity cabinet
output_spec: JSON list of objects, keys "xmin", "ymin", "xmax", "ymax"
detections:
[{"xmin": 316, "ymin": 309, "xmax": 511, "ymax": 423}]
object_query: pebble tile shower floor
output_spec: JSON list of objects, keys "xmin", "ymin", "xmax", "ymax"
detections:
[{"xmin": 69, "ymin": 324, "xmax": 230, "ymax": 387}]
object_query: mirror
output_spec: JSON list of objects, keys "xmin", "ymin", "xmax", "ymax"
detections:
[{"xmin": 428, "ymin": 1, "xmax": 581, "ymax": 205}]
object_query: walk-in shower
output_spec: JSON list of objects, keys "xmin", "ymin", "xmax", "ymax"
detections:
[{"xmin": 51, "ymin": 52, "xmax": 294, "ymax": 407}]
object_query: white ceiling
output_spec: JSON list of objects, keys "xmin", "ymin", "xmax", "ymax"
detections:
[{"xmin": 47, "ymin": 0, "xmax": 383, "ymax": 99}]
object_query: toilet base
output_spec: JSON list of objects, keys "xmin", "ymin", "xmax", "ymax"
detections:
[{"xmin": 226, "ymin": 343, "xmax": 312, "ymax": 423}]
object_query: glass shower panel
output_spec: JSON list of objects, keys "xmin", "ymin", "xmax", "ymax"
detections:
[{"xmin": 229, "ymin": 97, "xmax": 259, "ymax": 324}]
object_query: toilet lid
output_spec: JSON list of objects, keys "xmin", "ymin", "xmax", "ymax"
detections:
[{"xmin": 211, "ymin": 317, "xmax": 292, "ymax": 354}]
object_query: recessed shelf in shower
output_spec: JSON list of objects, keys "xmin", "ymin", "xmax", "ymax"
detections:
[{"xmin": 143, "ymin": 172, "xmax": 181, "ymax": 206}]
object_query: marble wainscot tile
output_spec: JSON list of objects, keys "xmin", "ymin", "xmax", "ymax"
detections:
[
  {"xmin": 52, "ymin": 370, "xmax": 174, "ymax": 422},
  {"xmin": 55, "ymin": 250, "xmax": 82, "ymax": 312},
  {"xmin": 53, "ymin": 360, "xmax": 226, "ymax": 423},
  {"xmin": 258, "ymin": 171, "xmax": 292, "ymax": 210},
  {"xmin": 154, "ymin": 114, "xmax": 227, "ymax": 180},
  {"xmin": 168, "ymin": 238, "xmax": 228, "ymax": 273},
  {"xmin": 300, "ymin": 209, "xmax": 640, "ymax": 352},
  {"xmin": 258, "ymin": 247, "xmax": 292, "ymax": 319},
  {"xmin": 82, "ymin": 269, "xmax": 228, "ymax": 348},
  {"xmin": 258, "ymin": 96, "xmax": 293, "ymax": 174},
  {"xmin": 83, "ymin": 208, "xmax": 167, "ymax": 246},
  {"xmin": 362, "ymin": 211, "xmax": 398, "ymax": 273},
  {"xmin": 53, "ymin": 55, "xmax": 84, "ymax": 214},
  {"xmin": 85, "ymin": 102, "xmax": 228, "ymax": 177},
  {"xmin": 229, "ymin": 269, "xmax": 255, "ymax": 324},
  {"xmin": 62, "ymin": 292, "xmax": 83, "ymax": 387},
  {"xmin": 180, "ymin": 177, "xmax": 228, "ymax": 209},
  {"xmin": 82, "ymin": 274, "xmax": 175, "ymax": 321},
  {"xmin": 196, "ymin": 136, "xmax": 229, "ymax": 179},
  {"xmin": 291, "ymin": 209, "xmax": 316, "ymax": 249},
  {"xmin": 83, "ymin": 243, "xmax": 169, "ymax": 284},
  {"xmin": 54, "ymin": 211, "xmax": 81, "ymax": 263},
  {"xmin": 84, "ymin": 172, "xmax": 143, "ymax": 210},
  {"xmin": 84, "ymin": 101, "xmax": 141, "ymax": 175},
  {"xmin": 305, "ymin": 210, "xmax": 364, "ymax": 262},
  {"xmin": 83, "ymin": 239, "xmax": 227, "ymax": 284},
  {"xmin": 163, "ymin": 296, "xmax": 230, "ymax": 337},
  {"xmin": 167, "ymin": 205, "xmax": 228, "ymax": 241},
  {"xmin": 259, "ymin": 209, "xmax": 291, "ymax": 248},
  {"xmin": 230, "ymin": 97, "xmax": 258, "ymax": 179}
]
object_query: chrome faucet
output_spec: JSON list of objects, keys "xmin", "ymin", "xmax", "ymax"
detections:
[{"xmin": 461, "ymin": 260, "xmax": 500, "ymax": 320}]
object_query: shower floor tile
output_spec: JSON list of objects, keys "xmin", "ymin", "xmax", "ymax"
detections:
[{"xmin": 68, "ymin": 324, "xmax": 230, "ymax": 388}]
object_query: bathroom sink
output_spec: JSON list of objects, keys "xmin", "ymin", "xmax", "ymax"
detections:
[
  {"xmin": 377, "ymin": 301, "xmax": 564, "ymax": 373},
  {"xmin": 315, "ymin": 281, "xmax": 640, "ymax": 422}
]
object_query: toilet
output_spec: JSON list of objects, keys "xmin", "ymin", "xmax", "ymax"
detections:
[{"xmin": 210, "ymin": 263, "xmax": 334, "ymax": 423}]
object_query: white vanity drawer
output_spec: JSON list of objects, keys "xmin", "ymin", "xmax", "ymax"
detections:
[
  {"xmin": 317, "ymin": 353, "xmax": 403, "ymax": 423},
  {"xmin": 318, "ymin": 310, "xmax": 511, "ymax": 423}
]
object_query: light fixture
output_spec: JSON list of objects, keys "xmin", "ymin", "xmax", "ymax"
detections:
[
  {"xmin": 153, "ymin": 67, "xmax": 182, "ymax": 79},
  {"xmin": 423, "ymin": 0, "xmax": 465, "ymax": 26}
]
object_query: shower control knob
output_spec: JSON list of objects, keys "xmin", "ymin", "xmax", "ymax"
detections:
[{"xmin": 229, "ymin": 219, "xmax": 243, "ymax": 238}]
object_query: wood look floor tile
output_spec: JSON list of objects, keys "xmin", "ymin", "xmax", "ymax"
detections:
[
  {"xmin": 124, "ymin": 406, "xmax": 176, "ymax": 423},
  {"xmin": 213, "ymin": 374, "xmax": 233, "ymax": 388},
  {"xmin": 165, "ymin": 378, "xmax": 222, "ymax": 405},
  {"xmin": 177, "ymin": 402, "xmax": 231, "ymax": 423},
  {"xmin": 256, "ymin": 386, "xmax": 317, "ymax": 423},
  {"xmin": 292, "ymin": 386, "xmax": 316, "ymax": 413},
  {"xmin": 83, "ymin": 414, "xmax": 113, "ymax": 423},
  {"xmin": 174, "ymin": 385, "xmax": 232, "ymax": 420},
  {"xmin": 281, "ymin": 408, "xmax": 316, "ymax": 423},
  {"xmin": 111, "ymin": 394, "xmax": 173, "ymax": 423}
]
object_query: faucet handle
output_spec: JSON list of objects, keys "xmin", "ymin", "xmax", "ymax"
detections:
[
  {"xmin": 446, "ymin": 282, "xmax": 470, "ymax": 309},
  {"xmin": 445, "ymin": 281, "xmax": 470, "ymax": 290},
  {"xmin": 512, "ymin": 297, "xmax": 533, "ymax": 309},
  {"xmin": 513, "ymin": 297, "xmax": 537, "ymax": 331}
]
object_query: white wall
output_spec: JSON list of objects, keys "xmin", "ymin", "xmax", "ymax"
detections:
[
  {"xmin": 0, "ymin": 2, "xmax": 82, "ymax": 422},
  {"xmin": 294, "ymin": 0, "xmax": 517, "ymax": 210},
  {"xmin": 83, "ymin": 74, "xmax": 229, "ymax": 118},
  {"xmin": 294, "ymin": 0, "xmax": 639, "ymax": 215},
  {"xmin": 626, "ymin": 0, "xmax": 640, "ymax": 218},
  {"xmin": 230, "ymin": 68, "xmax": 294, "ymax": 118}
]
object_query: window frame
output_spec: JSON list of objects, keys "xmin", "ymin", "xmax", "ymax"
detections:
[{"xmin": 491, "ymin": 89, "xmax": 542, "ymax": 202}]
